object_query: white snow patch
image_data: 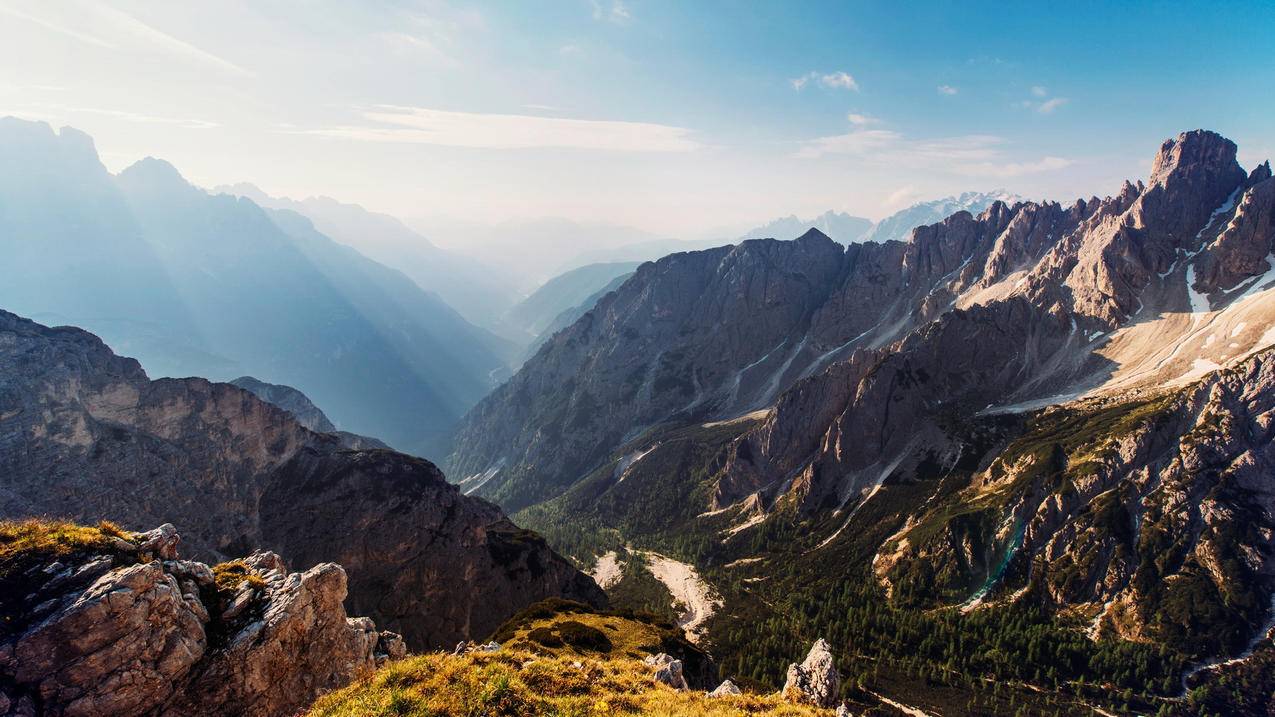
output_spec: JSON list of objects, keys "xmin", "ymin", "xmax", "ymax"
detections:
[{"xmin": 1232, "ymin": 322, "xmax": 1247, "ymax": 337}]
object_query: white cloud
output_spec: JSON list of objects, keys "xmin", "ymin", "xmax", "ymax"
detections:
[
  {"xmin": 937, "ymin": 84, "xmax": 958, "ymax": 96},
  {"xmin": 795, "ymin": 128, "xmax": 1072, "ymax": 177},
  {"xmin": 846, "ymin": 112, "xmax": 878, "ymax": 126},
  {"xmin": 298, "ymin": 105, "xmax": 701, "ymax": 152},
  {"xmin": 90, "ymin": 3, "xmax": 252, "ymax": 76},
  {"xmin": 589, "ymin": 0, "xmax": 630, "ymax": 23},
  {"xmin": 791, "ymin": 70, "xmax": 859, "ymax": 91},
  {"xmin": 7, "ymin": 101, "xmax": 220, "ymax": 129},
  {"xmin": 0, "ymin": 3, "xmax": 115, "ymax": 48},
  {"xmin": 1019, "ymin": 87, "xmax": 1069, "ymax": 115},
  {"xmin": 885, "ymin": 184, "xmax": 918, "ymax": 207},
  {"xmin": 1036, "ymin": 97, "xmax": 1069, "ymax": 114}
]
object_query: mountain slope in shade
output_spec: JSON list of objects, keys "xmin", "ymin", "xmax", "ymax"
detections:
[
  {"xmin": 860, "ymin": 190, "xmax": 1022, "ymax": 244},
  {"xmin": 0, "ymin": 118, "xmax": 508, "ymax": 455},
  {"xmin": 230, "ymin": 375, "xmax": 389, "ymax": 449},
  {"xmin": 739, "ymin": 210, "xmax": 873, "ymax": 244},
  {"xmin": 216, "ymin": 183, "xmax": 523, "ymax": 332},
  {"xmin": 0, "ymin": 310, "xmax": 604, "ymax": 649},
  {"xmin": 503, "ymin": 261, "xmax": 640, "ymax": 341}
]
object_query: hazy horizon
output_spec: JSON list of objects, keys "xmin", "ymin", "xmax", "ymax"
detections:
[{"xmin": 3, "ymin": 1, "xmax": 1273, "ymax": 241}]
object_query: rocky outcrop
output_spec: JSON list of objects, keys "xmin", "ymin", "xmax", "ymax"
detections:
[
  {"xmin": 708, "ymin": 679, "xmax": 741, "ymax": 697},
  {"xmin": 230, "ymin": 376, "xmax": 338, "ymax": 433},
  {"xmin": 230, "ymin": 375, "xmax": 389, "ymax": 449},
  {"xmin": 782, "ymin": 639, "xmax": 841, "ymax": 707},
  {"xmin": 645, "ymin": 653, "xmax": 689, "ymax": 690},
  {"xmin": 0, "ymin": 311, "xmax": 604, "ymax": 650},
  {"xmin": 0, "ymin": 524, "xmax": 403, "ymax": 717}
]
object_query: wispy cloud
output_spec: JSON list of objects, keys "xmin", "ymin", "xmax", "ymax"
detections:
[
  {"xmin": 1035, "ymin": 97, "xmax": 1068, "ymax": 114},
  {"xmin": 91, "ymin": 3, "xmax": 251, "ymax": 76},
  {"xmin": 2, "ymin": 2, "xmax": 250, "ymax": 76},
  {"xmin": 795, "ymin": 127, "xmax": 1071, "ymax": 177},
  {"xmin": 0, "ymin": 3, "xmax": 115, "ymax": 48},
  {"xmin": 297, "ymin": 105, "xmax": 701, "ymax": 152},
  {"xmin": 846, "ymin": 112, "xmax": 879, "ymax": 126},
  {"xmin": 791, "ymin": 71, "xmax": 859, "ymax": 91},
  {"xmin": 1019, "ymin": 86, "xmax": 1068, "ymax": 114},
  {"xmin": 589, "ymin": 0, "xmax": 631, "ymax": 23},
  {"xmin": 937, "ymin": 84, "xmax": 958, "ymax": 96},
  {"xmin": 4, "ymin": 101, "xmax": 220, "ymax": 129}
]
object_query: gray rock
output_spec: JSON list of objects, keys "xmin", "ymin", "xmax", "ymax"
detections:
[
  {"xmin": 0, "ymin": 525, "xmax": 405, "ymax": 717},
  {"xmin": 708, "ymin": 679, "xmax": 741, "ymax": 697},
  {"xmin": 782, "ymin": 638, "xmax": 840, "ymax": 707}
]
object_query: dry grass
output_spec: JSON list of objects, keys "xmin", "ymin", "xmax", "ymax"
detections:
[
  {"xmin": 307, "ymin": 649, "xmax": 832, "ymax": 717},
  {"xmin": 212, "ymin": 559, "xmax": 269, "ymax": 593},
  {"xmin": 0, "ymin": 518, "xmax": 132, "ymax": 578}
]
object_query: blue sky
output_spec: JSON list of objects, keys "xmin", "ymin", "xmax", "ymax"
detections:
[{"xmin": 1, "ymin": 0, "xmax": 1272, "ymax": 237}]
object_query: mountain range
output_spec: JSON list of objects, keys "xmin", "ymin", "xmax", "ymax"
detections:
[
  {"xmin": 446, "ymin": 130, "xmax": 1275, "ymax": 709},
  {"xmin": 0, "ymin": 309, "xmax": 602, "ymax": 649},
  {"xmin": 0, "ymin": 118, "xmax": 509, "ymax": 455}
]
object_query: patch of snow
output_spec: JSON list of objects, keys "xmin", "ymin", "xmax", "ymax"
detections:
[
  {"xmin": 1185, "ymin": 262, "xmax": 1210, "ymax": 318},
  {"xmin": 1232, "ymin": 322, "xmax": 1247, "ymax": 337}
]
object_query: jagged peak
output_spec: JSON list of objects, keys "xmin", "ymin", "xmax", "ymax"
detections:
[
  {"xmin": 1249, "ymin": 160, "xmax": 1272, "ymax": 186},
  {"xmin": 116, "ymin": 156, "xmax": 196, "ymax": 195},
  {"xmin": 1148, "ymin": 129, "xmax": 1239, "ymax": 188},
  {"xmin": 794, "ymin": 227, "xmax": 835, "ymax": 244}
]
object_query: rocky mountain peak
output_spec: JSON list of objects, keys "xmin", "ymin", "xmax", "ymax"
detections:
[
  {"xmin": 793, "ymin": 227, "xmax": 837, "ymax": 246},
  {"xmin": 1148, "ymin": 129, "xmax": 1239, "ymax": 188}
]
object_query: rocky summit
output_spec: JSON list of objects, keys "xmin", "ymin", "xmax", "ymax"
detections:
[
  {"xmin": 0, "ymin": 310, "xmax": 604, "ymax": 650},
  {"xmin": 0, "ymin": 520, "xmax": 404, "ymax": 717}
]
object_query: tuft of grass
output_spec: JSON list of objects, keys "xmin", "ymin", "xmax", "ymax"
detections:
[
  {"xmin": 0, "ymin": 518, "xmax": 133, "ymax": 579},
  {"xmin": 212, "ymin": 560, "xmax": 268, "ymax": 594},
  {"xmin": 307, "ymin": 649, "xmax": 832, "ymax": 717}
]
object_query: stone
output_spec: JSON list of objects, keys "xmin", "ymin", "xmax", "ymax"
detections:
[
  {"xmin": 708, "ymin": 679, "xmax": 741, "ymax": 697},
  {"xmin": 0, "ymin": 524, "xmax": 404, "ymax": 717},
  {"xmin": 782, "ymin": 638, "xmax": 840, "ymax": 707},
  {"xmin": 836, "ymin": 703, "xmax": 856, "ymax": 717},
  {"xmin": 646, "ymin": 653, "xmax": 688, "ymax": 690},
  {"xmin": 137, "ymin": 523, "xmax": 181, "ymax": 560}
]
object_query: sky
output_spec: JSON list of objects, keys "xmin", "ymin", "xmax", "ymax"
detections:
[{"xmin": 2, "ymin": 0, "xmax": 1273, "ymax": 239}]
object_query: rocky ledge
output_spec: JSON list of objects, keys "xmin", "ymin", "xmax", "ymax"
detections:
[{"xmin": 0, "ymin": 522, "xmax": 403, "ymax": 717}]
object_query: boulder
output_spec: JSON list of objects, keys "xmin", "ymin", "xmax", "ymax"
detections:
[
  {"xmin": 0, "ymin": 525, "xmax": 401, "ymax": 717},
  {"xmin": 645, "ymin": 653, "xmax": 689, "ymax": 690},
  {"xmin": 709, "ymin": 679, "xmax": 742, "ymax": 697},
  {"xmin": 782, "ymin": 638, "xmax": 840, "ymax": 707}
]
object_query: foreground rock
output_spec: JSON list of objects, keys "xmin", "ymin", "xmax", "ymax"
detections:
[
  {"xmin": 0, "ymin": 523, "xmax": 402, "ymax": 717},
  {"xmin": 0, "ymin": 310, "xmax": 605, "ymax": 649},
  {"xmin": 783, "ymin": 639, "xmax": 841, "ymax": 707}
]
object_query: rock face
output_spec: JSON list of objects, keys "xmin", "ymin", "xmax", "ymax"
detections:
[
  {"xmin": 0, "ymin": 310, "xmax": 605, "ymax": 649},
  {"xmin": 230, "ymin": 375, "xmax": 389, "ymax": 450},
  {"xmin": 230, "ymin": 376, "xmax": 338, "ymax": 432},
  {"xmin": 782, "ymin": 639, "xmax": 841, "ymax": 707},
  {"xmin": 0, "ymin": 524, "xmax": 403, "ymax": 717}
]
